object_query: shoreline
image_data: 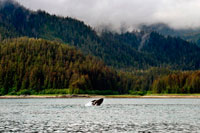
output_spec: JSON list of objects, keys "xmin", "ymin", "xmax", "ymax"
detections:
[{"xmin": 1, "ymin": 94, "xmax": 200, "ymax": 99}]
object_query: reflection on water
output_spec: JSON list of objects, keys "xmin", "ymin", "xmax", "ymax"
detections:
[{"xmin": 0, "ymin": 98, "xmax": 200, "ymax": 132}]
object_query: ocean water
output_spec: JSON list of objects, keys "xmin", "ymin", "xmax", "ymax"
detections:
[{"xmin": 0, "ymin": 98, "xmax": 200, "ymax": 133}]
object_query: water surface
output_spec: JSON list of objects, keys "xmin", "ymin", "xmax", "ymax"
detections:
[{"xmin": 0, "ymin": 98, "xmax": 200, "ymax": 132}]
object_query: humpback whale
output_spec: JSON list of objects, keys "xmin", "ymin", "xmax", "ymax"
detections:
[
  {"xmin": 91, "ymin": 98, "xmax": 104, "ymax": 106},
  {"xmin": 85, "ymin": 98, "xmax": 104, "ymax": 106}
]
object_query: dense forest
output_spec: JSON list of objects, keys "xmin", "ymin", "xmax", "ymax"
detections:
[
  {"xmin": 0, "ymin": 38, "xmax": 124, "ymax": 95},
  {"xmin": 0, "ymin": 37, "xmax": 180, "ymax": 95},
  {"xmin": 0, "ymin": 0, "xmax": 200, "ymax": 95},
  {"xmin": 0, "ymin": 37, "xmax": 172, "ymax": 95},
  {"xmin": 140, "ymin": 23, "xmax": 200, "ymax": 47},
  {"xmin": 152, "ymin": 71, "xmax": 200, "ymax": 94}
]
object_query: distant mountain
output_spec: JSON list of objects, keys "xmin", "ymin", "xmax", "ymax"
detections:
[
  {"xmin": 1, "ymin": 0, "xmax": 200, "ymax": 70},
  {"xmin": 139, "ymin": 23, "xmax": 200, "ymax": 46},
  {"xmin": 101, "ymin": 31, "xmax": 200, "ymax": 70}
]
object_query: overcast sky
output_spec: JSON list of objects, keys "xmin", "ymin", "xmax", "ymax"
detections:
[{"xmin": 16, "ymin": 0, "xmax": 200, "ymax": 32}]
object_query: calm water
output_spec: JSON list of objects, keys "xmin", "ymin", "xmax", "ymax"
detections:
[{"xmin": 0, "ymin": 98, "xmax": 200, "ymax": 133}]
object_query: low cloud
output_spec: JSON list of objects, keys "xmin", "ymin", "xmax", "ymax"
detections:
[{"xmin": 15, "ymin": 0, "xmax": 200, "ymax": 32}]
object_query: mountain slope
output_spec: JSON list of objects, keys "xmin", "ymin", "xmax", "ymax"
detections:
[
  {"xmin": 0, "ymin": 0, "xmax": 153, "ymax": 69},
  {"xmin": 140, "ymin": 23, "xmax": 200, "ymax": 46},
  {"xmin": 1, "ymin": 0, "xmax": 200, "ymax": 70},
  {"xmin": 101, "ymin": 31, "xmax": 200, "ymax": 70}
]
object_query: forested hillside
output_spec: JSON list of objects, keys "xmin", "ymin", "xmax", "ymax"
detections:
[
  {"xmin": 0, "ymin": 37, "xmax": 174, "ymax": 95},
  {"xmin": 0, "ymin": 38, "xmax": 199, "ymax": 95},
  {"xmin": 1, "ymin": 1, "xmax": 200, "ymax": 70},
  {"xmin": 101, "ymin": 32, "xmax": 200, "ymax": 70},
  {"xmin": 0, "ymin": 37, "xmax": 125, "ymax": 95},
  {"xmin": 140, "ymin": 23, "xmax": 200, "ymax": 47}
]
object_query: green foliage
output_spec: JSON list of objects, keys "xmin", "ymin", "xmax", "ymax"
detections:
[
  {"xmin": 129, "ymin": 90, "xmax": 146, "ymax": 96},
  {"xmin": 0, "ymin": 88, "xmax": 6, "ymax": 95},
  {"xmin": 80, "ymin": 90, "xmax": 119, "ymax": 95},
  {"xmin": 0, "ymin": 37, "xmax": 199, "ymax": 95},
  {"xmin": 152, "ymin": 71, "xmax": 200, "ymax": 94},
  {"xmin": 16, "ymin": 89, "xmax": 36, "ymax": 95},
  {"xmin": 39, "ymin": 89, "xmax": 69, "ymax": 95},
  {"xmin": 119, "ymin": 67, "xmax": 172, "ymax": 93}
]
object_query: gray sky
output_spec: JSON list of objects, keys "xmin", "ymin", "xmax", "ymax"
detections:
[{"xmin": 16, "ymin": 0, "xmax": 200, "ymax": 32}]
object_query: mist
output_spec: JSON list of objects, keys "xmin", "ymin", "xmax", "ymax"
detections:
[{"xmin": 15, "ymin": 0, "xmax": 200, "ymax": 32}]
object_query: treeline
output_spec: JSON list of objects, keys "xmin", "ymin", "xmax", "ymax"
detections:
[
  {"xmin": 122, "ymin": 69, "xmax": 200, "ymax": 95},
  {"xmin": 152, "ymin": 71, "xmax": 200, "ymax": 94}
]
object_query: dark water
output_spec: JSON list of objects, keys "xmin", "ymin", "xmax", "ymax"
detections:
[{"xmin": 0, "ymin": 98, "xmax": 200, "ymax": 133}]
